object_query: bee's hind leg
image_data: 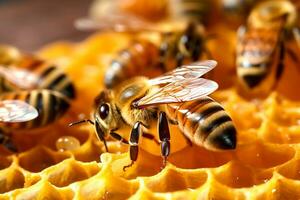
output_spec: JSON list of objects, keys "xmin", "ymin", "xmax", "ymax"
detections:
[
  {"xmin": 158, "ymin": 111, "xmax": 171, "ymax": 169},
  {"xmin": 142, "ymin": 132, "xmax": 160, "ymax": 145},
  {"xmin": 123, "ymin": 121, "xmax": 143, "ymax": 171},
  {"xmin": 110, "ymin": 132, "xmax": 129, "ymax": 144}
]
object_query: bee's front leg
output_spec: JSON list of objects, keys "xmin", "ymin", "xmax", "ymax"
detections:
[
  {"xmin": 158, "ymin": 111, "xmax": 170, "ymax": 168},
  {"xmin": 123, "ymin": 121, "xmax": 143, "ymax": 171}
]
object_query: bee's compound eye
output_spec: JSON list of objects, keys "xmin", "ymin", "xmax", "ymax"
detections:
[{"xmin": 99, "ymin": 103, "xmax": 109, "ymax": 119}]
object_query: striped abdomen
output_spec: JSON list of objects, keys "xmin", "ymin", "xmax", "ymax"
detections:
[
  {"xmin": 105, "ymin": 40, "xmax": 159, "ymax": 88},
  {"xmin": 165, "ymin": 97, "xmax": 236, "ymax": 151},
  {"xmin": 0, "ymin": 89, "xmax": 70, "ymax": 130},
  {"xmin": 1, "ymin": 56, "xmax": 76, "ymax": 99},
  {"xmin": 236, "ymin": 26, "xmax": 282, "ymax": 88}
]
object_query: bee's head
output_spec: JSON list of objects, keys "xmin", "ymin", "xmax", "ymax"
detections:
[{"xmin": 93, "ymin": 90, "xmax": 121, "ymax": 139}]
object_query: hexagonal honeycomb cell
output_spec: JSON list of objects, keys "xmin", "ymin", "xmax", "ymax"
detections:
[{"xmin": 0, "ymin": 24, "xmax": 300, "ymax": 200}]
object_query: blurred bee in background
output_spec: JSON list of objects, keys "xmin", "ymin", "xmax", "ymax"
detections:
[
  {"xmin": 0, "ymin": 99, "xmax": 38, "ymax": 151},
  {"xmin": 236, "ymin": 0, "xmax": 300, "ymax": 96},
  {"xmin": 76, "ymin": 0, "xmax": 212, "ymax": 31},
  {"xmin": 104, "ymin": 22, "xmax": 211, "ymax": 88},
  {"xmin": 0, "ymin": 45, "xmax": 75, "ymax": 99},
  {"xmin": 70, "ymin": 60, "xmax": 237, "ymax": 170},
  {"xmin": 75, "ymin": 0, "xmax": 216, "ymax": 89},
  {"xmin": 74, "ymin": 0, "xmax": 215, "ymax": 88},
  {"xmin": 0, "ymin": 45, "xmax": 76, "ymax": 151}
]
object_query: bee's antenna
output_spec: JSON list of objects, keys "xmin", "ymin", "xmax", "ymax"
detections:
[{"xmin": 69, "ymin": 119, "xmax": 94, "ymax": 127}]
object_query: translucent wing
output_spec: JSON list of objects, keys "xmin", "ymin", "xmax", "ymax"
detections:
[
  {"xmin": 0, "ymin": 100, "xmax": 38, "ymax": 123},
  {"xmin": 148, "ymin": 60, "xmax": 217, "ymax": 85},
  {"xmin": 0, "ymin": 66, "xmax": 40, "ymax": 89},
  {"xmin": 75, "ymin": 14, "xmax": 156, "ymax": 33},
  {"xmin": 135, "ymin": 78, "xmax": 218, "ymax": 108}
]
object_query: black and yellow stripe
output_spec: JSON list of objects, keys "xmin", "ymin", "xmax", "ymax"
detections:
[
  {"xmin": 0, "ymin": 55, "xmax": 76, "ymax": 99},
  {"xmin": 0, "ymin": 89, "xmax": 70, "ymax": 130},
  {"xmin": 105, "ymin": 40, "xmax": 159, "ymax": 88},
  {"xmin": 166, "ymin": 96, "xmax": 236, "ymax": 151}
]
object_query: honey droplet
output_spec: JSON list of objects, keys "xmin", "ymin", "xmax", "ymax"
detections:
[{"xmin": 56, "ymin": 136, "xmax": 80, "ymax": 152}]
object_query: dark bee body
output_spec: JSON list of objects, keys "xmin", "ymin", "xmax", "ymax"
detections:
[
  {"xmin": 105, "ymin": 22, "xmax": 207, "ymax": 88},
  {"xmin": 236, "ymin": 24, "xmax": 283, "ymax": 89},
  {"xmin": 0, "ymin": 90, "xmax": 70, "ymax": 130},
  {"xmin": 236, "ymin": 0, "xmax": 299, "ymax": 94},
  {"xmin": 0, "ymin": 47, "xmax": 75, "ymax": 133},
  {"xmin": 165, "ymin": 97, "xmax": 236, "ymax": 150}
]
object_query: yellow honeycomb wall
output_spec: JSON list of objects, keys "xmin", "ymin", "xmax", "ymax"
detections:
[{"xmin": 1, "ymin": 26, "xmax": 300, "ymax": 199}]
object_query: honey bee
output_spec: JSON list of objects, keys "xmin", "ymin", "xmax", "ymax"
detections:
[
  {"xmin": 70, "ymin": 60, "xmax": 237, "ymax": 170},
  {"xmin": 0, "ymin": 45, "xmax": 75, "ymax": 99},
  {"xmin": 236, "ymin": 0, "xmax": 299, "ymax": 95},
  {"xmin": 105, "ymin": 22, "xmax": 210, "ymax": 88},
  {"xmin": 0, "ymin": 90, "xmax": 70, "ymax": 129},
  {"xmin": 0, "ymin": 99, "xmax": 38, "ymax": 151},
  {"xmin": 0, "ymin": 45, "xmax": 75, "ymax": 151}
]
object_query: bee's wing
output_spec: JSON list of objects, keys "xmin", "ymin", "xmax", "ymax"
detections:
[
  {"xmin": 148, "ymin": 60, "xmax": 217, "ymax": 85},
  {"xmin": 0, "ymin": 100, "xmax": 38, "ymax": 123},
  {"xmin": 135, "ymin": 78, "xmax": 218, "ymax": 108},
  {"xmin": 75, "ymin": 13, "xmax": 156, "ymax": 33},
  {"xmin": 0, "ymin": 66, "xmax": 39, "ymax": 89}
]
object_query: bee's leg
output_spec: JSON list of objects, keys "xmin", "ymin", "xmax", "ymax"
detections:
[
  {"xmin": 123, "ymin": 121, "xmax": 143, "ymax": 171},
  {"xmin": 95, "ymin": 122, "xmax": 109, "ymax": 152},
  {"xmin": 69, "ymin": 119, "xmax": 94, "ymax": 126},
  {"xmin": 275, "ymin": 41, "xmax": 285, "ymax": 82},
  {"xmin": 158, "ymin": 111, "xmax": 171, "ymax": 168},
  {"xmin": 175, "ymin": 53, "xmax": 184, "ymax": 67},
  {"xmin": 142, "ymin": 132, "xmax": 159, "ymax": 145},
  {"xmin": 168, "ymin": 118, "xmax": 178, "ymax": 125},
  {"xmin": 110, "ymin": 132, "xmax": 129, "ymax": 144}
]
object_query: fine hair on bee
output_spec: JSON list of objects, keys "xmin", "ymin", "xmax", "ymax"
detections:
[
  {"xmin": 0, "ymin": 45, "xmax": 76, "ymax": 151},
  {"xmin": 236, "ymin": 0, "xmax": 300, "ymax": 96},
  {"xmin": 70, "ymin": 60, "xmax": 237, "ymax": 171}
]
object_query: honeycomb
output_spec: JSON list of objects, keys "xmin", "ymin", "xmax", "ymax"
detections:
[{"xmin": 1, "ymin": 25, "xmax": 300, "ymax": 200}]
